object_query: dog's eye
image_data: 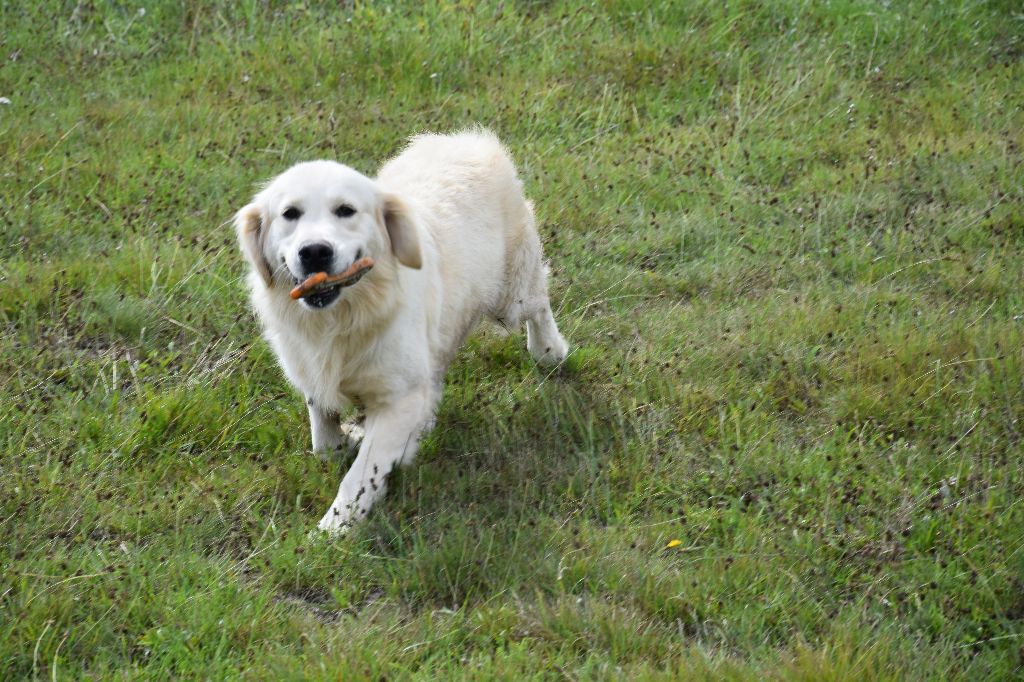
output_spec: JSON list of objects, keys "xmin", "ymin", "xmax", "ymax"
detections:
[
  {"xmin": 282, "ymin": 207, "xmax": 302, "ymax": 220},
  {"xmin": 334, "ymin": 204, "xmax": 356, "ymax": 218}
]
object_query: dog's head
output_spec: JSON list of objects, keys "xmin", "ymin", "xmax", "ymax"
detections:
[{"xmin": 235, "ymin": 161, "xmax": 421, "ymax": 310}]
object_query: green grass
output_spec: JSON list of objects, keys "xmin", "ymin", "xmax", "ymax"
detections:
[{"xmin": 2, "ymin": 0, "xmax": 1022, "ymax": 678}]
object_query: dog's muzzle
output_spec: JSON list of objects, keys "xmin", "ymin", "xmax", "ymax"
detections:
[{"xmin": 290, "ymin": 257, "xmax": 375, "ymax": 309}]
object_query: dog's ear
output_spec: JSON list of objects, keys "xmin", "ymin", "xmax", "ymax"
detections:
[
  {"xmin": 381, "ymin": 193, "xmax": 422, "ymax": 270},
  {"xmin": 235, "ymin": 203, "xmax": 273, "ymax": 287}
]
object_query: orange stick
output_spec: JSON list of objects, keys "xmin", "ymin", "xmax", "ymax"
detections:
[{"xmin": 289, "ymin": 257, "xmax": 375, "ymax": 300}]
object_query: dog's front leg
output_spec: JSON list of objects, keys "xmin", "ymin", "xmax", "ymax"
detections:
[
  {"xmin": 308, "ymin": 398, "xmax": 364, "ymax": 457},
  {"xmin": 307, "ymin": 399, "xmax": 343, "ymax": 455},
  {"xmin": 317, "ymin": 388, "xmax": 430, "ymax": 534}
]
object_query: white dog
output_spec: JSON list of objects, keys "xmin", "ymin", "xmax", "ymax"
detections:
[{"xmin": 235, "ymin": 129, "xmax": 568, "ymax": 533}]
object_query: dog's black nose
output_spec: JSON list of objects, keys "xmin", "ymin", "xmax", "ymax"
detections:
[{"xmin": 298, "ymin": 242, "xmax": 334, "ymax": 274}]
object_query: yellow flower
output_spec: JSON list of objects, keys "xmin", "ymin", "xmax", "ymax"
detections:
[{"xmin": 666, "ymin": 539, "xmax": 682, "ymax": 549}]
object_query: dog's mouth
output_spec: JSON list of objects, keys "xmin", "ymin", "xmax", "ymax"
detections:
[
  {"xmin": 294, "ymin": 278, "xmax": 345, "ymax": 308},
  {"xmin": 289, "ymin": 257, "xmax": 375, "ymax": 309}
]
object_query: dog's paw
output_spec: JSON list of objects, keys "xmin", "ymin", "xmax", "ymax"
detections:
[
  {"xmin": 529, "ymin": 333, "xmax": 569, "ymax": 367},
  {"xmin": 311, "ymin": 434, "xmax": 346, "ymax": 459},
  {"xmin": 317, "ymin": 505, "xmax": 354, "ymax": 536},
  {"xmin": 339, "ymin": 422, "xmax": 365, "ymax": 449},
  {"xmin": 312, "ymin": 423, "xmax": 364, "ymax": 461}
]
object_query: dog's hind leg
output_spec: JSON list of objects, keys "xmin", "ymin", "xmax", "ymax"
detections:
[
  {"xmin": 525, "ymin": 295, "xmax": 568, "ymax": 367},
  {"xmin": 338, "ymin": 420, "xmax": 365, "ymax": 451},
  {"xmin": 496, "ymin": 214, "xmax": 568, "ymax": 367}
]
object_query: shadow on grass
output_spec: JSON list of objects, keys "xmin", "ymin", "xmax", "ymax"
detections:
[{"xmin": 285, "ymin": 342, "xmax": 628, "ymax": 612}]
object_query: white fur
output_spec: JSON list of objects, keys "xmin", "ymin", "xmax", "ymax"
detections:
[{"xmin": 235, "ymin": 130, "xmax": 568, "ymax": 533}]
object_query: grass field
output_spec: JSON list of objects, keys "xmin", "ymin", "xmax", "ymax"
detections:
[{"xmin": 2, "ymin": 1, "xmax": 1022, "ymax": 678}]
